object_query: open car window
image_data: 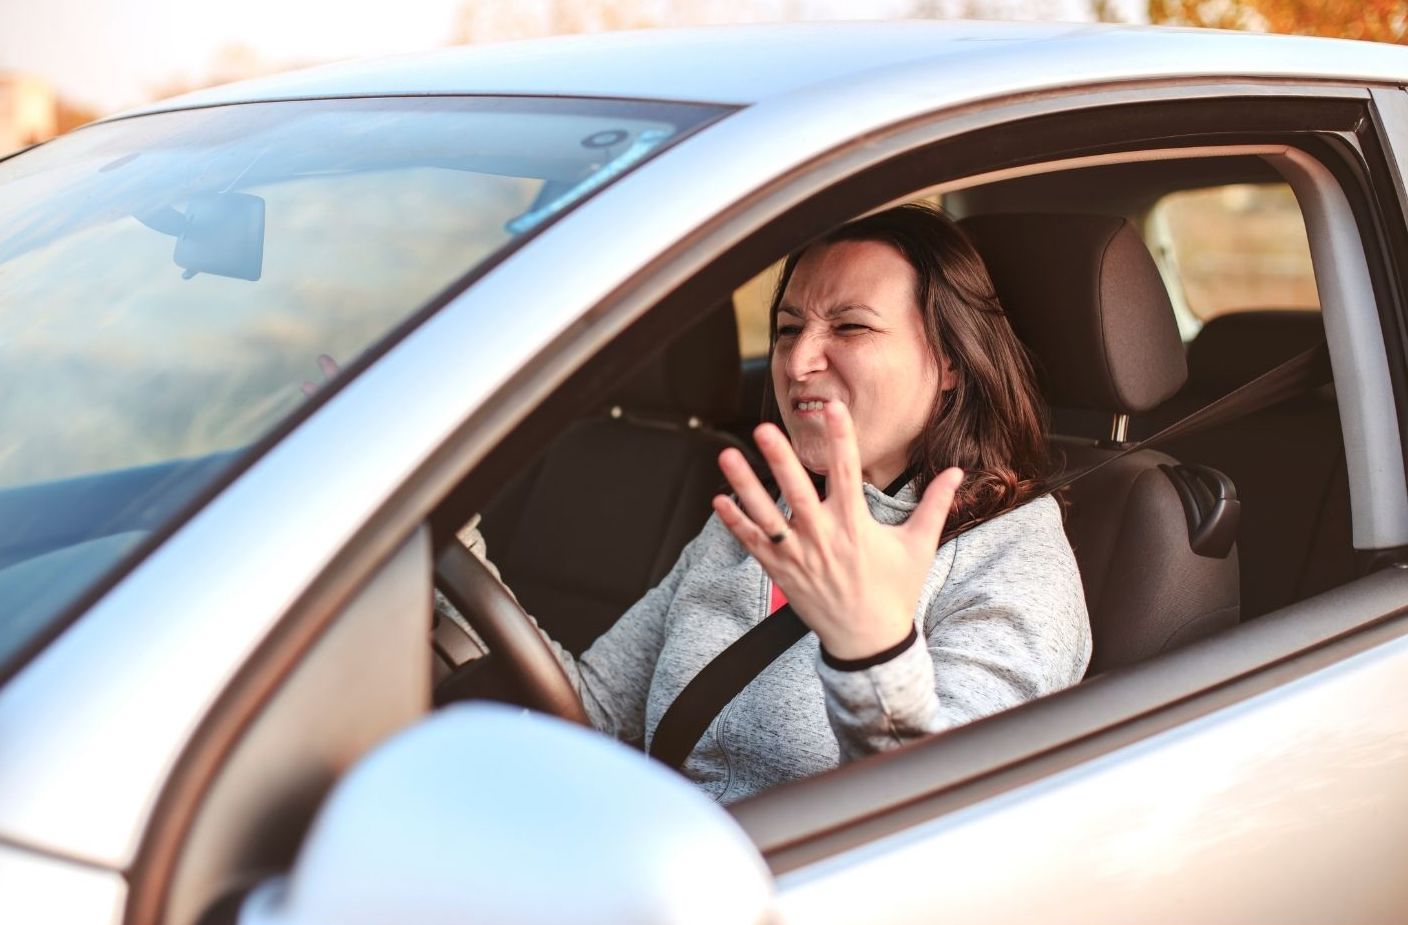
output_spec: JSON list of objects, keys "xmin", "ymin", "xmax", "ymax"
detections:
[
  {"xmin": 436, "ymin": 90, "xmax": 1404, "ymax": 851},
  {"xmin": 459, "ymin": 150, "xmax": 1350, "ymax": 743}
]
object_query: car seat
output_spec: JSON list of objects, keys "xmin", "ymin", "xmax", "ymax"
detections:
[
  {"xmin": 1139, "ymin": 310, "xmax": 1355, "ymax": 619},
  {"xmin": 961, "ymin": 212, "xmax": 1241, "ymax": 673},
  {"xmin": 478, "ymin": 304, "xmax": 749, "ymax": 655}
]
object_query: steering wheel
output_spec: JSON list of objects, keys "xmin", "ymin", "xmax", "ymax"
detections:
[{"xmin": 433, "ymin": 540, "xmax": 590, "ymax": 726}]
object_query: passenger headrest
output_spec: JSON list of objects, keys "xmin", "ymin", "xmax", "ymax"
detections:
[
  {"xmin": 1187, "ymin": 309, "xmax": 1325, "ymax": 396},
  {"xmin": 608, "ymin": 301, "xmax": 741, "ymax": 423},
  {"xmin": 960, "ymin": 213, "xmax": 1187, "ymax": 415}
]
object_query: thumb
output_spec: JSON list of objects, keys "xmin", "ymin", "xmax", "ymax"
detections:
[{"xmin": 906, "ymin": 467, "xmax": 963, "ymax": 547}]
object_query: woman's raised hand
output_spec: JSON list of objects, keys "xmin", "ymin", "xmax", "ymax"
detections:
[{"xmin": 713, "ymin": 401, "xmax": 963, "ymax": 661}]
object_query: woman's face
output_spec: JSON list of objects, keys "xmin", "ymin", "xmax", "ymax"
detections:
[{"xmin": 771, "ymin": 239, "xmax": 953, "ymax": 488}]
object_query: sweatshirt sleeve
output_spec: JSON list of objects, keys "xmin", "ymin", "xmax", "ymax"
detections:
[
  {"xmin": 815, "ymin": 501, "xmax": 1091, "ymax": 762},
  {"xmin": 568, "ymin": 536, "xmax": 701, "ymax": 747},
  {"xmin": 450, "ymin": 514, "xmax": 700, "ymax": 748}
]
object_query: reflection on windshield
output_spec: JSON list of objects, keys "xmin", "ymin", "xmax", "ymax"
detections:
[
  {"xmin": 0, "ymin": 95, "xmax": 725, "ymax": 675},
  {"xmin": 3, "ymin": 163, "xmax": 539, "ymax": 483}
]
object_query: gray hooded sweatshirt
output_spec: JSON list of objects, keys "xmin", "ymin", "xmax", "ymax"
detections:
[{"xmin": 458, "ymin": 483, "xmax": 1091, "ymax": 805}]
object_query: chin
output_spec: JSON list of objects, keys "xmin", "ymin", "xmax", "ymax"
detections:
[{"xmin": 780, "ymin": 427, "xmax": 827, "ymax": 477}]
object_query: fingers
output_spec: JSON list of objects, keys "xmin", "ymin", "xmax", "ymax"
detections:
[
  {"xmin": 753, "ymin": 423, "xmax": 822, "ymax": 522},
  {"xmin": 712, "ymin": 494, "xmax": 785, "ymax": 565},
  {"xmin": 906, "ymin": 467, "xmax": 964, "ymax": 548},
  {"xmin": 822, "ymin": 401, "xmax": 863, "ymax": 518},
  {"xmin": 717, "ymin": 447, "xmax": 790, "ymax": 539}
]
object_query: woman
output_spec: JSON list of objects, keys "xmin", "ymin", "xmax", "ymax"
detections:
[{"xmin": 463, "ymin": 203, "xmax": 1090, "ymax": 804}]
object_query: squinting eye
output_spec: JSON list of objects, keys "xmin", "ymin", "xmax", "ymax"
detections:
[
  {"xmin": 776, "ymin": 325, "xmax": 801, "ymax": 337},
  {"xmin": 837, "ymin": 323, "xmax": 869, "ymax": 333}
]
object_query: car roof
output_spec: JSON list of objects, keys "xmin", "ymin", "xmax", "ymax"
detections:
[{"xmin": 114, "ymin": 20, "xmax": 1408, "ymax": 119}]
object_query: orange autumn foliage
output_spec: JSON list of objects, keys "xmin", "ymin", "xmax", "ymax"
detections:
[{"xmin": 1149, "ymin": 0, "xmax": 1407, "ymax": 43}]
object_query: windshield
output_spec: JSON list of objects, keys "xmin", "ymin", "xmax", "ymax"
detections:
[{"xmin": 0, "ymin": 95, "xmax": 725, "ymax": 675}]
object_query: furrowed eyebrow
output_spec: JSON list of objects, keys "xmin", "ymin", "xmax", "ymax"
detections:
[
  {"xmin": 829, "ymin": 303, "xmax": 881, "ymax": 319},
  {"xmin": 776, "ymin": 303, "xmax": 880, "ymax": 320}
]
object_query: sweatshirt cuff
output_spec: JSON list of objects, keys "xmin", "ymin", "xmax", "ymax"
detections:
[
  {"xmin": 815, "ymin": 628, "xmax": 938, "ymax": 761},
  {"xmin": 820, "ymin": 623, "xmax": 920, "ymax": 671}
]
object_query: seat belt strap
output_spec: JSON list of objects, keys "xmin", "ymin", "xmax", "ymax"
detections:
[
  {"xmin": 649, "ymin": 340, "xmax": 1332, "ymax": 772},
  {"xmin": 1058, "ymin": 340, "xmax": 1332, "ymax": 488},
  {"xmin": 648, "ymin": 603, "xmax": 808, "ymax": 770}
]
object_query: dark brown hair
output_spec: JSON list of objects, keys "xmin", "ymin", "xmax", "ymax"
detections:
[{"xmin": 764, "ymin": 203, "xmax": 1051, "ymax": 537}]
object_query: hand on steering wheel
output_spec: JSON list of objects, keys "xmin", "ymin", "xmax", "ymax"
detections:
[{"xmin": 433, "ymin": 540, "xmax": 590, "ymax": 726}]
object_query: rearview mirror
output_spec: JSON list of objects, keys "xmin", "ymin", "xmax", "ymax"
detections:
[
  {"xmin": 137, "ymin": 192, "xmax": 265, "ymax": 282},
  {"xmin": 174, "ymin": 192, "xmax": 265, "ymax": 282},
  {"xmin": 236, "ymin": 704, "xmax": 775, "ymax": 925}
]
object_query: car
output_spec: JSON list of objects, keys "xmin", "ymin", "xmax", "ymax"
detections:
[{"xmin": 4, "ymin": 19, "xmax": 1408, "ymax": 925}]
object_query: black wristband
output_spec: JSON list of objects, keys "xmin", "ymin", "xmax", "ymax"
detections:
[{"xmin": 820, "ymin": 623, "xmax": 920, "ymax": 672}]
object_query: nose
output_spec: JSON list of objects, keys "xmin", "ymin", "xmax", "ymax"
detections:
[{"xmin": 782, "ymin": 326, "xmax": 828, "ymax": 381}]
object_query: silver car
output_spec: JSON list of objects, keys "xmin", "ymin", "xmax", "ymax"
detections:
[{"xmin": 4, "ymin": 20, "xmax": 1408, "ymax": 925}]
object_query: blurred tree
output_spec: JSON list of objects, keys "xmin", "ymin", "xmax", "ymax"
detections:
[
  {"xmin": 55, "ymin": 99, "xmax": 100, "ymax": 134},
  {"xmin": 1147, "ymin": 0, "xmax": 1251, "ymax": 29},
  {"xmin": 147, "ymin": 44, "xmax": 315, "ymax": 102},
  {"xmin": 1148, "ymin": 0, "xmax": 1407, "ymax": 42},
  {"xmin": 453, "ymin": 0, "xmax": 661, "ymax": 44},
  {"xmin": 909, "ymin": 0, "xmax": 1132, "ymax": 23},
  {"xmin": 908, "ymin": 0, "xmax": 973, "ymax": 17},
  {"xmin": 1090, "ymin": 0, "xmax": 1132, "ymax": 21}
]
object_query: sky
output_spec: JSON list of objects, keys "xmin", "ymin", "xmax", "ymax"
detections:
[
  {"xmin": 0, "ymin": 0, "xmax": 1123, "ymax": 116},
  {"xmin": 0, "ymin": 0, "xmax": 467, "ymax": 113}
]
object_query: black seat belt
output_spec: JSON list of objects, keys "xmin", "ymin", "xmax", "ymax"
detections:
[
  {"xmin": 1056, "ymin": 340, "xmax": 1332, "ymax": 488},
  {"xmin": 647, "ymin": 340, "xmax": 1333, "ymax": 771},
  {"xmin": 649, "ymin": 603, "xmax": 808, "ymax": 770}
]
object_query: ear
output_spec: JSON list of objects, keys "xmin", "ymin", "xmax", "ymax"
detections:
[{"xmin": 938, "ymin": 354, "xmax": 958, "ymax": 392}]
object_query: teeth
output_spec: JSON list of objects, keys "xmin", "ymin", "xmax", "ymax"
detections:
[{"xmin": 796, "ymin": 400, "xmax": 826, "ymax": 412}]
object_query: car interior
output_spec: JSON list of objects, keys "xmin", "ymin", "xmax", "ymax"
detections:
[{"xmin": 449, "ymin": 154, "xmax": 1352, "ymax": 697}]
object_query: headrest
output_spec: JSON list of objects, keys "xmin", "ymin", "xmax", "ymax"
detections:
[
  {"xmin": 1186, "ymin": 310, "xmax": 1325, "ymax": 396},
  {"xmin": 960, "ymin": 213, "xmax": 1187, "ymax": 415},
  {"xmin": 609, "ymin": 300, "xmax": 741, "ymax": 423}
]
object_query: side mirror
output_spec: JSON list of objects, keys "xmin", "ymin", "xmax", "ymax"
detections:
[{"xmin": 237, "ymin": 704, "xmax": 775, "ymax": 925}]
